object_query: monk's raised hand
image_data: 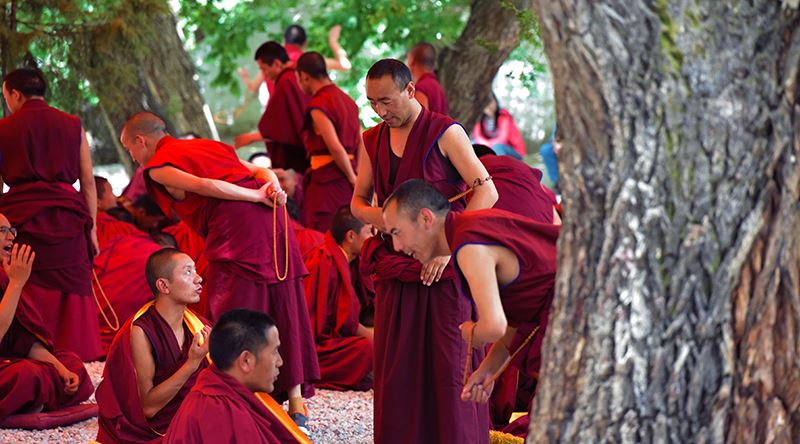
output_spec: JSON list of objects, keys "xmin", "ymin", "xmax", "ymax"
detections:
[
  {"xmin": 420, "ymin": 255, "xmax": 450, "ymax": 286},
  {"xmin": 460, "ymin": 368, "xmax": 494, "ymax": 404},
  {"xmin": 189, "ymin": 327, "xmax": 211, "ymax": 364},
  {"xmin": 3, "ymin": 244, "xmax": 35, "ymax": 285}
]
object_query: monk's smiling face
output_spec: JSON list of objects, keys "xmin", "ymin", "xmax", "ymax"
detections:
[
  {"xmin": 248, "ymin": 326, "xmax": 282, "ymax": 393},
  {"xmin": 159, "ymin": 253, "xmax": 203, "ymax": 305},
  {"xmin": 0, "ymin": 214, "xmax": 17, "ymax": 259},
  {"xmin": 366, "ymin": 74, "xmax": 416, "ymax": 128},
  {"xmin": 383, "ymin": 200, "xmax": 437, "ymax": 264}
]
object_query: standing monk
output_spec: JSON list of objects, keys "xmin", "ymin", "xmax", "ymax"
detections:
[
  {"xmin": 121, "ymin": 112, "xmax": 319, "ymax": 428},
  {"xmin": 352, "ymin": 59, "xmax": 497, "ymax": 444},
  {"xmin": 296, "ymin": 51, "xmax": 362, "ymax": 232},
  {"xmin": 406, "ymin": 42, "xmax": 449, "ymax": 115},
  {"xmin": 235, "ymin": 42, "xmax": 311, "ymax": 173},
  {"xmin": 0, "ymin": 68, "xmax": 102, "ymax": 361},
  {"xmin": 382, "ymin": 179, "xmax": 559, "ymax": 438}
]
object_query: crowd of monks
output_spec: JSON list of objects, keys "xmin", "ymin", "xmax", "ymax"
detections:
[{"xmin": 0, "ymin": 22, "xmax": 561, "ymax": 444}]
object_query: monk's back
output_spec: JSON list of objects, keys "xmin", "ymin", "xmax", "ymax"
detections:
[
  {"xmin": 479, "ymin": 155, "xmax": 556, "ymax": 223},
  {"xmin": 0, "ymin": 100, "xmax": 81, "ymax": 185}
]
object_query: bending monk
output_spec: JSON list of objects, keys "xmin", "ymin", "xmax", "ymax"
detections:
[
  {"xmin": 164, "ymin": 309, "xmax": 312, "ymax": 444},
  {"xmin": 0, "ymin": 68, "xmax": 102, "ymax": 360},
  {"xmin": 0, "ymin": 216, "xmax": 93, "ymax": 420},
  {"xmin": 352, "ymin": 59, "xmax": 497, "ymax": 444},
  {"xmin": 96, "ymin": 248, "xmax": 211, "ymax": 443},
  {"xmin": 406, "ymin": 42, "xmax": 448, "ymax": 115},
  {"xmin": 296, "ymin": 51, "xmax": 362, "ymax": 232},
  {"xmin": 121, "ymin": 112, "xmax": 318, "ymax": 428},
  {"xmin": 303, "ymin": 206, "xmax": 373, "ymax": 391},
  {"xmin": 382, "ymin": 180, "xmax": 558, "ymax": 429}
]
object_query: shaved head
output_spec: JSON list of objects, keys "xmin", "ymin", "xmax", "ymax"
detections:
[
  {"xmin": 409, "ymin": 42, "xmax": 437, "ymax": 70},
  {"xmin": 145, "ymin": 247, "xmax": 184, "ymax": 295},
  {"xmin": 121, "ymin": 111, "xmax": 167, "ymax": 141}
]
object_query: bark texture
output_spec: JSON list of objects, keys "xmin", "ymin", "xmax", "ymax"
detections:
[
  {"xmin": 530, "ymin": 1, "xmax": 800, "ymax": 443},
  {"xmin": 438, "ymin": 0, "xmax": 533, "ymax": 128}
]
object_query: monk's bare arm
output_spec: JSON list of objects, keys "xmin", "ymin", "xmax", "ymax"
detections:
[
  {"xmin": 456, "ymin": 244, "xmax": 508, "ymax": 345},
  {"xmin": 131, "ymin": 325, "xmax": 206, "ymax": 418},
  {"xmin": 149, "ymin": 166, "xmax": 267, "ymax": 204},
  {"xmin": 77, "ymin": 129, "xmax": 99, "ymax": 252},
  {"xmin": 0, "ymin": 244, "xmax": 34, "ymax": 342},
  {"xmin": 439, "ymin": 125, "xmax": 498, "ymax": 211},
  {"xmin": 311, "ymin": 109, "xmax": 357, "ymax": 184},
  {"xmin": 351, "ymin": 141, "xmax": 384, "ymax": 230},
  {"xmin": 239, "ymin": 159, "xmax": 281, "ymax": 188},
  {"xmin": 28, "ymin": 341, "xmax": 80, "ymax": 393},
  {"xmin": 325, "ymin": 25, "xmax": 351, "ymax": 71}
]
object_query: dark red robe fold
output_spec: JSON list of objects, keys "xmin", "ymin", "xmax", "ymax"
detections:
[
  {"xmin": 303, "ymin": 232, "xmax": 372, "ymax": 391},
  {"xmin": 362, "ymin": 108, "xmax": 490, "ymax": 444},
  {"xmin": 478, "ymin": 155, "xmax": 557, "ymax": 223},
  {"xmin": 258, "ymin": 68, "xmax": 311, "ymax": 173},
  {"xmin": 0, "ymin": 273, "xmax": 93, "ymax": 421},
  {"xmin": 96, "ymin": 304, "xmax": 209, "ymax": 444},
  {"xmin": 144, "ymin": 136, "xmax": 319, "ymax": 401},
  {"xmin": 290, "ymin": 219, "xmax": 325, "ymax": 258},
  {"xmin": 163, "ymin": 366, "xmax": 305, "ymax": 444},
  {"xmin": 0, "ymin": 99, "xmax": 101, "ymax": 361},
  {"xmin": 415, "ymin": 72, "xmax": 449, "ymax": 115},
  {"xmin": 93, "ymin": 223, "xmax": 162, "ymax": 353},
  {"xmin": 301, "ymin": 84, "xmax": 360, "ymax": 231},
  {"xmin": 96, "ymin": 211, "xmax": 141, "ymax": 247}
]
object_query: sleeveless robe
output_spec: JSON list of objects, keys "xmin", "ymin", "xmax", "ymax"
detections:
[
  {"xmin": 144, "ymin": 136, "xmax": 319, "ymax": 401},
  {"xmin": 258, "ymin": 68, "xmax": 311, "ymax": 173},
  {"xmin": 0, "ymin": 99, "xmax": 102, "ymax": 360},
  {"xmin": 478, "ymin": 154, "xmax": 556, "ymax": 222},
  {"xmin": 301, "ymin": 84, "xmax": 360, "ymax": 231},
  {"xmin": 415, "ymin": 72, "xmax": 449, "ymax": 115},
  {"xmin": 362, "ymin": 107, "xmax": 490, "ymax": 444},
  {"xmin": 303, "ymin": 232, "xmax": 372, "ymax": 390}
]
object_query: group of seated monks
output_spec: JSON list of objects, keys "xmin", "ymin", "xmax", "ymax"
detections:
[{"xmin": 0, "ymin": 22, "xmax": 562, "ymax": 444}]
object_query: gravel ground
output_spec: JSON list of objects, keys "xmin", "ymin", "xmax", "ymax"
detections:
[{"xmin": 0, "ymin": 361, "xmax": 374, "ymax": 443}]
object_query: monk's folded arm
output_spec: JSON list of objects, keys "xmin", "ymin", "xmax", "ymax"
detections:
[
  {"xmin": 27, "ymin": 341, "xmax": 68, "ymax": 372},
  {"xmin": 131, "ymin": 325, "xmax": 203, "ymax": 418},
  {"xmin": 351, "ymin": 144, "xmax": 384, "ymax": 230},
  {"xmin": 456, "ymin": 245, "xmax": 508, "ymax": 344},
  {"xmin": 439, "ymin": 125, "xmax": 498, "ymax": 211},
  {"xmin": 311, "ymin": 109, "xmax": 357, "ymax": 183},
  {"xmin": 149, "ymin": 166, "xmax": 261, "ymax": 203}
]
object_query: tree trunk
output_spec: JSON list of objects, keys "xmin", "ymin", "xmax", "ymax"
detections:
[
  {"xmin": 77, "ymin": 3, "xmax": 215, "ymax": 172},
  {"xmin": 530, "ymin": 1, "xmax": 800, "ymax": 443},
  {"xmin": 439, "ymin": 0, "xmax": 533, "ymax": 128}
]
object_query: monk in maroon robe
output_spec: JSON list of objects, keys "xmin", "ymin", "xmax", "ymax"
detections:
[
  {"xmin": 0, "ymin": 68, "xmax": 102, "ymax": 361},
  {"xmin": 96, "ymin": 248, "xmax": 211, "ymax": 443},
  {"xmin": 407, "ymin": 42, "xmax": 449, "ymax": 115},
  {"xmin": 295, "ymin": 51, "xmax": 362, "ymax": 232},
  {"xmin": 352, "ymin": 59, "xmax": 498, "ymax": 444},
  {"xmin": 122, "ymin": 112, "xmax": 318, "ymax": 425},
  {"xmin": 0, "ymin": 222, "xmax": 93, "ymax": 421},
  {"xmin": 235, "ymin": 42, "xmax": 311, "ymax": 173},
  {"xmin": 382, "ymin": 180, "xmax": 559, "ymax": 440},
  {"xmin": 291, "ymin": 219, "xmax": 325, "ymax": 259},
  {"xmin": 303, "ymin": 207, "xmax": 373, "ymax": 391},
  {"xmin": 163, "ymin": 309, "xmax": 311, "ymax": 443}
]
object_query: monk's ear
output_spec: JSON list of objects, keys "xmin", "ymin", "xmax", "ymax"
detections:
[
  {"xmin": 405, "ymin": 81, "xmax": 416, "ymax": 99},
  {"xmin": 418, "ymin": 208, "xmax": 434, "ymax": 228},
  {"xmin": 345, "ymin": 230, "xmax": 357, "ymax": 243},
  {"xmin": 237, "ymin": 350, "xmax": 253, "ymax": 373},
  {"xmin": 155, "ymin": 277, "xmax": 170, "ymax": 294}
]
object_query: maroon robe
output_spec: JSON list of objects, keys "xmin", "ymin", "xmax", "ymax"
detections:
[
  {"xmin": 301, "ymin": 84, "xmax": 360, "ymax": 232},
  {"xmin": 93, "ymin": 224, "xmax": 163, "ymax": 353},
  {"xmin": 0, "ymin": 99, "xmax": 102, "ymax": 361},
  {"xmin": 291, "ymin": 219, "xmax": 325, "ymax": 258},
  {"xmin": 0, "ymin": 273, "xmax": 93, "ymax": 421},
  {"xmin": 144, "ymin": 136, "xmax": 319, "ymax": 400},
  {"xmin": 362, "ymin": 107, "xmax": 490, "ymax": 444},
  {"xmin": 96, "ymin": 305, "xmax": 209, "ymax": 443},
  {"xmin": 415, "ymin": 72, "xmax": 449, "ymax": 115},
  {"xmin": 258, "ymin": 68, "xmax": 311, "ymax": 173},
  {"xmin": 303, "ymin": 232, "xmax": 372, "ymax": 391},
  {"xmin": 163, "ymin": 366, "xmax": 304, "ymax": 444},
  {"xmin": 96, "ymin": 211, "xmax": 141, "ymax": 247},
  {"xmin": 478, "ymin": 155, "xmax": 557, "ymax": 223}
]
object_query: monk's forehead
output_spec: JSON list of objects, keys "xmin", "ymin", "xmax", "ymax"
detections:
[
  {"xmin": 366, "ymin": 75, "xmax": 402, "ymax": 96},
  {"xmin": 0, "ymin": 214, "xmax": 9, "ymax": 226}
]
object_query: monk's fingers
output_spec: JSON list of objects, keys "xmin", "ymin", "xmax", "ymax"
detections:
[{"xmin": 433, "ymin": 260, "xmax": 446, "ymax": 282}]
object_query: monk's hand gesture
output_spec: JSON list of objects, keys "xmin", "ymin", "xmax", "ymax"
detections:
[
  {"xmin": 256, "ymin": 182, "xmax": 287, "ymax": 207},
  {"xmin": 420, "ymin": 255, "xmax": 450, "ymax": 286},
  {"xmin": 188, "ymin": 325, "xmax": 212, "ymax": 366},
  {"xmin": 57, "ymin": 366, "xmax": 80, "ymax": 394},
  {"xmin": 3, "ymin": 244, "xmax": 35, "ymax": 287},
  {"xmin": 461, "ymin": 367, "xmax": 494, "ymax": 404}
]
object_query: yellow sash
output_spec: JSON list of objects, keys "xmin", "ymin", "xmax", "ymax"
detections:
[
  {"xmin": 310, "ymin": 153, "xmax": 354, "ymax": 170},
  {"xmin": 133, "ymin": 303, "xmax": 312, "ymax": 444}
]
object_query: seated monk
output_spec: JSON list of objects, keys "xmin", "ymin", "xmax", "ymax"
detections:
[
  {"xmin": 303, "ymin": 206, "xmax": 373, "ymax": 391},
  {"xmin": 0, "ymin": 217, "xmax": 93, "ymax": 420},
  {"xmin": 163, "ymin": 309, "xmax": 311, "ymax": 443},
  {"xmin": 96, "ymin": 248, "xmax": 211, "ymax": 443},
  {"xmin": 382, "ymin": 180, "xmax": 559, "ymax": 438}
]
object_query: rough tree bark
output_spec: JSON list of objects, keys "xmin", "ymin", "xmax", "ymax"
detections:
[
  {"xmin": 438, "ymin": 0, "xmax": 533, "ymax": 128},
  {"xmin": 530, "ymin": 1, "xmax": 800, "ymax": 443}
]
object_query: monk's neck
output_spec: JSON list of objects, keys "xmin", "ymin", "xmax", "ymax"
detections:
[
  {"xmin": 434, "ymin": 219, "xmax": 450, "ymax": 257},
  {"xmin": 154, "ymin": 298, "xmax": 187, "ymax": 331},
  {"xmin": 396, "ymin": 101, "xmax": 423, "ymax": 132},
  {"xmin": 310, "ymin": 79, "xmax": 333, "ymax": 96},
  {"xmin": 337, "ymin": 242, "xmax": 356, "ymax": 263}
]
